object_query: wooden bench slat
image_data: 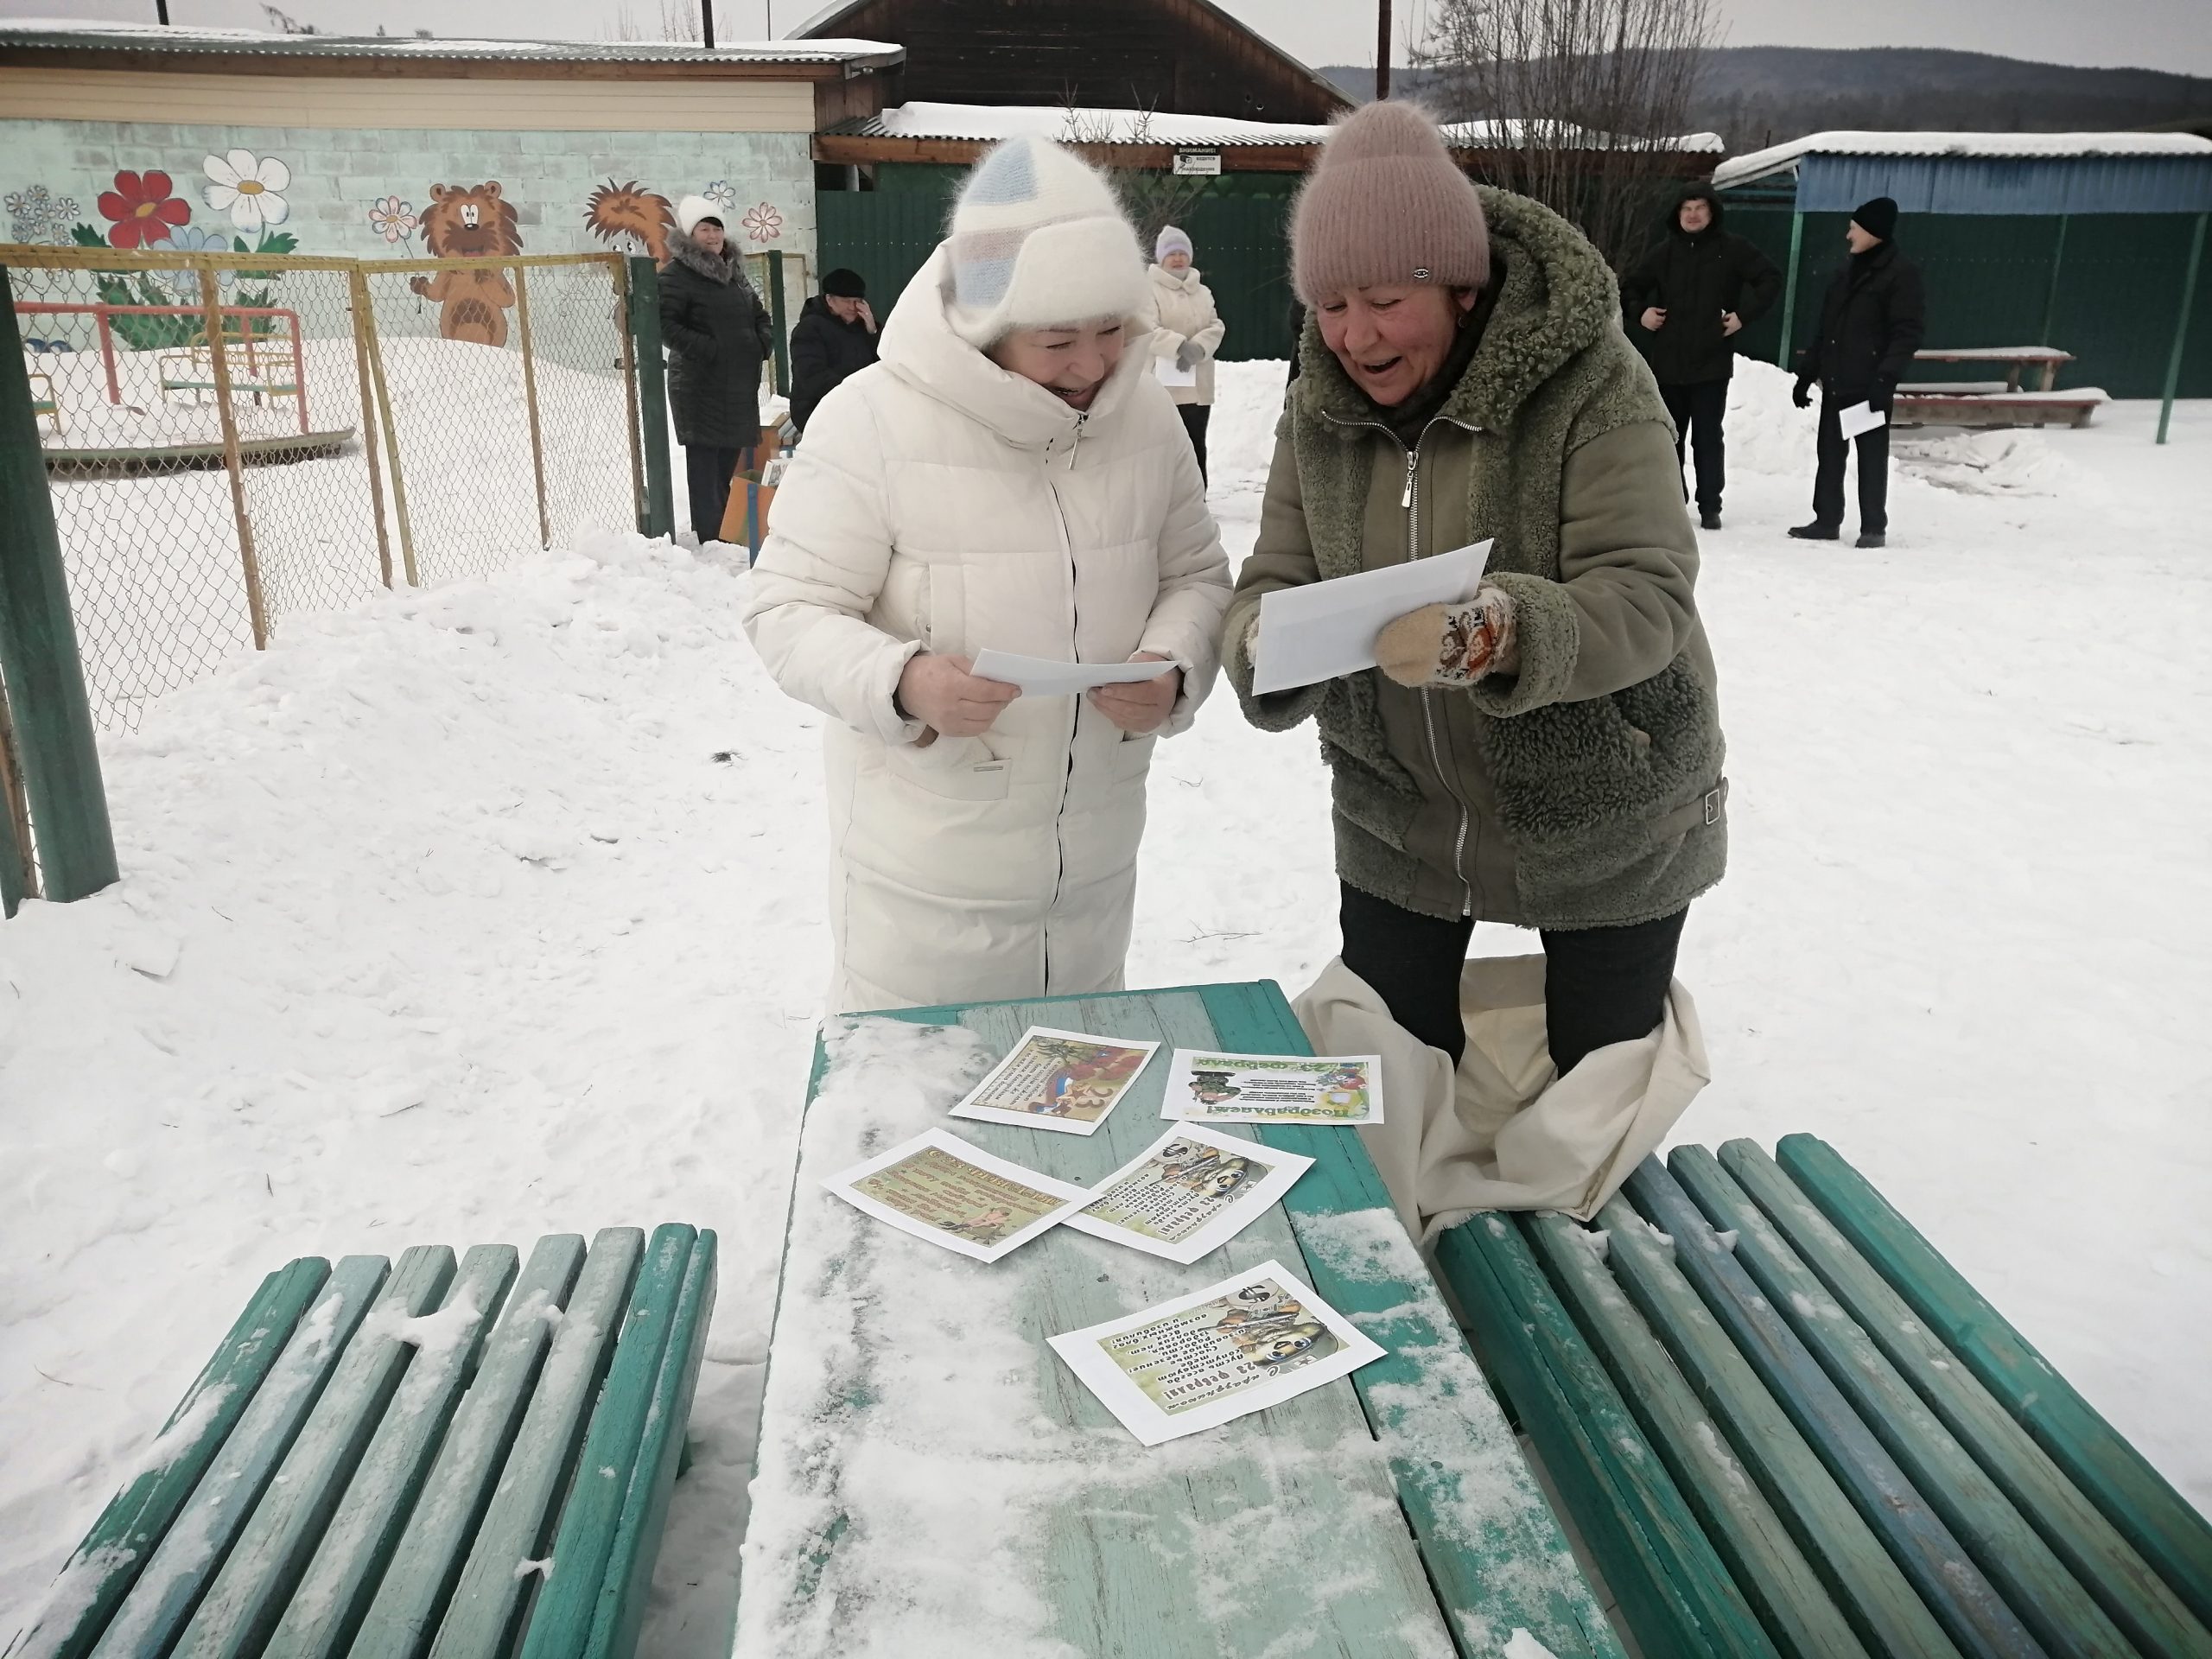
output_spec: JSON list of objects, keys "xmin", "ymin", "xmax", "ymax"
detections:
[
  {"xmin": 1624, "ymin": 1163, "xmax": 2044, "ymax": 1659},
  {"xmin": 519, "ymin": 1224, "xmax": 701, "ymax": 1659},
  {"xmin": 265, "ymin": 1243, "xmax": 522, "ymax": 1659},
  {"xmin": 429, "ymin": 1229, "xmax": 644, "ymax": 1659},
  {"xmin": 1198, "ymin": 982, "xmax": 1630, "ymax": 1659},
  {"xmin": 1775, "ymin": 1134, "xmax": 2212, "ymax": 1633},
  {"xmin": 86, "ymin": 1255, "xmax": 391, "ymax": 1659},
  {"xmin": 173, "ymin": 1246, "xmax": 458, "ymax": 1659},
  {"xmin": 1669, "ymin": 1148, "xmax": 2137, "ymax": 1659},
  {"xmin": 1528, "ymin": 1211, "xmax": 1872, "ymax": 1659},
  {"xmin": 1592, "ymin": 1191, "xmax": 1964, "ymax": 1659},
  {"xmin": 1434, "ymin": 1213, "xmax": 1779, "ymax": 1659},
  {"xmin": 7, "ymin": 1258, "xmax": 332, "ymax": 1659},
  {"xmin": 581, "ymin": 1230, "xmax": 719, "ymax": 1659},
  {"xmin": 347, "ymin": 1235, "xmax": 588, "ymax": 1659},
  {"xmin": 1720, "ymin": 1141, "xmax": 2212, "ymax": 1659}
]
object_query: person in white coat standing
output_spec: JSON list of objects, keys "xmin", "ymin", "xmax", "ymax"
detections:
[
  {"xmin": 741, "ymin": 137, "xmax": 1234, "ymax": 1014},
  {"xmin": 1143, "ymin": 226, "xmax": 1227, "ymax": 482}
]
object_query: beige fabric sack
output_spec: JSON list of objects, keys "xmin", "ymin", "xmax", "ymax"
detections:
[{"xmin": 1294, "ymin": 955, "xmax": 1709, "ymax": 1242}]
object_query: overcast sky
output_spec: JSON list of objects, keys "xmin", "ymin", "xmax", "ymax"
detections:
[{"xmin": 8, "ymin": 0, "xmax": 2211, "ymax": 78}]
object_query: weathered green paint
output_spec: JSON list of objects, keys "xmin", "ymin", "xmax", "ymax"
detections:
[
  {"xmin": 1623, "ymin": 1163, "xmax": 2041, "ymax": 1659},
  {"xmin": 1717, "ymin": 1141, "xmax": 2212, "ymax": 1659},
  {"xmin": 267, "ymin": 1243, "xmax": 522, "ymax": 1659},
  {"xmin": 0, "ymin": 265, "xmax": 118, "ymax": 904},
  {"xmin": 1668, "ymin": 1147, "xmax": 2132, "ymax": 1659},
  {"xmin": 2158, "ymin": 212, "xmax": 2205, "ymax": 444},
  {"xmin": 349, "ymin": 1235, "xmax": 587, "ymax": 1659},
  {"xmin": 625, "ymin": 256, "xmax": 675, "ymax": 540},
  {"xmin": 1434, "ymin": 1211, "xmax": 1777, "ymax": 1659},
  {"xmin": 2039, "ymin": 214, "xmax": 2070, "ymax": 346},
  {"xmin": 1775, "ymin": 1133, "xmax": 2212, "ymax": 1631},
  {"xmin": 1526, "ymin": 1211, "xmax": 1871, "ymax": 1659},
  {"xmin": 5, "ymin": 1259, "xmax": 329, "ymax": 1659},
  {"xmin": 1775, "ymin": 212, "xmax": 1806, "ymax": 373},
  {"xmin": 1590, "ymin": 1191, "xmax": 1963, "ymax": 1659},
  {"xmin": 766, "ymin": 249, "xmax": 791, "ymax": 397}
]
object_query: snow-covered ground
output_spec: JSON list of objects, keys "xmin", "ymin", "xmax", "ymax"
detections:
[{"xmin": 3, "ymin": 358, "xmax": 2208, "ymax": 1651}]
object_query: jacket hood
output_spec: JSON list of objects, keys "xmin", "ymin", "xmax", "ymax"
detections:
[
  {"xmin": 1297, "ymin": 185, "xmax": 1620, "ymax": 436},
  {"xmin": 665, "ymin": 226, "xmax": 749, "ymax": 288},
  {"xmin": 878, "ymin": 242, "xmax": 1158, "ymax": 451},
  {"xmin": 1666, "ymin": 181, "xmax": 1725, "ymax": 237}
]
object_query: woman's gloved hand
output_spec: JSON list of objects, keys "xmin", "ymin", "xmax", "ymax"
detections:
[
  {"xmin": 1175, "ymin": 338, "xmax": 1205, "ymax": 371},
  {"xmin": 1375, "ymin": 584, "xmax": 1519, "ymax": 688}
]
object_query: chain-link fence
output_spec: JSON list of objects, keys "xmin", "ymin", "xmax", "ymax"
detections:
[{"xmin": 5, "ymin": 246, "xmax": 644, "ymax": 731}]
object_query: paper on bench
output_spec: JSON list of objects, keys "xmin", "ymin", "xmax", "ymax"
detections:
[
  {"xmin": 1838, "ymin": 401, "xmax": 1888, "ymax": 440},
  {"xmin": 969, "ymin": 649, "xmax": 1176, "ymax": 699},
  {"xmin": 1253, "ymin": 539, "xmax": 1492, "ymax": 696}
]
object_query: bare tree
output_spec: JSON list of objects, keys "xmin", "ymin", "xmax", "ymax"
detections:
[
  {"xmin": 608, "ymin": 0, "xmax": 703, "ymax": 42},
  {"xmin": 1414, "ymin": 0, "xmax": 1718, "ymax": 271},
  {"xmin": 1058, "ymin": 97, "xmax": 1216, "ymax": 254}
]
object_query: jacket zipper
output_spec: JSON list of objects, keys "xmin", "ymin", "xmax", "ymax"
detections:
[{"xmin": 1039, "ymin": 411, "xmax": 1087, "ymax": 990}]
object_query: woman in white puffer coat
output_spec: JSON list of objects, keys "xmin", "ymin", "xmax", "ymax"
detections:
[{"xmin": 741, "ymin": 137, "xmax": 1233, "ymax": 1014}]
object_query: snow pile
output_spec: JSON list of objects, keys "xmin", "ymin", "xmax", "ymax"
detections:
[{"xmin": 1895, "ymin": 428, "xmax": 2073, "ymax": 496}]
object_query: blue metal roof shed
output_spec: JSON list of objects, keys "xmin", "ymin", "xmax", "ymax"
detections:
[{"xmin": 1714, "ymin": 131, "xmax": 2212, "ymax": 442}]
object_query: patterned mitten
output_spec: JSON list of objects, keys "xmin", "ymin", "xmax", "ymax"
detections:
[{"xmin": 1375, "ymin": 584, "xmax": 1519, "ymax": 688}]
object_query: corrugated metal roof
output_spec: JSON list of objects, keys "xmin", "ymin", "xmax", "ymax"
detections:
[
  {"xmin": 1714, "ymin": 129, "xmax": 2212, "ymax": 192},
  {"xmin": 0, "ymin": 18, "xmax": 903, "ymax": 67}
]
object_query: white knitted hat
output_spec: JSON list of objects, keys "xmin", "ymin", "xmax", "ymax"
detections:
[
  {"xmin": 674, "ymin": 194, "xmax": 722, "ymax": 236},
  {"xmin": 943, "ymin": 137, "xmax": 1147, "ymax": 346}
]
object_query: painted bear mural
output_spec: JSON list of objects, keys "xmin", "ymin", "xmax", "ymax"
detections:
[{"xmin": 410, "ymin": 181, "xmax": 522, "ymax": 346}]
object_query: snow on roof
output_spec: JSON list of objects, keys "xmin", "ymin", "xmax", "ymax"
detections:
[
  {"xmin": 844, "ymin": 101, "xmax": 1724, "ymax": 153},
  {"xmin": 1714, "ymin": 129, "xmax": 2212, "ymax": 191},
  {"xmin": 0, "ymin": 16, "xmax": 903, "ymax": 67}
]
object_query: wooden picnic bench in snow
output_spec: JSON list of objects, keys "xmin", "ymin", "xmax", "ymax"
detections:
[
  {"xmin": 1438, "ymin": 1139, "xmax": 2212, "ymax": 1659},
  {"xmin": 7, "ymin": 1224, "xmax": 716, "ymax": 1659},
  {"xmin": 1897, "ymin": 346, "xmax": 2108, "ymax": 429}
]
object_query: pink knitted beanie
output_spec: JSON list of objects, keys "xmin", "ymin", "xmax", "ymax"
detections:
[{"xmin": 1291, "ymin": 101, "xmax": 1490, "ymax": 304}]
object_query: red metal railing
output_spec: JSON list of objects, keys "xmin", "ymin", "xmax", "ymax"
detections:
[{"xmin": 14, "ymin": 301, "xmax": 310, "ymax": 435}]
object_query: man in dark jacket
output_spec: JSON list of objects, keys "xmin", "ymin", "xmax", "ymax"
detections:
[
  {"xmin": 659, "ymin": 194, "xmax": 774, "ymax": 543},
  {"xmin": 1621, "ymin": 182, "xmax": 1782, "ymax": 531},
  {"xmin": 1789, "ymin": 196, "xmax": 1927, "ymax": 549},
  {"xmin": 788, "ymin": 267, "xmax": 879, "ymax": 434}
]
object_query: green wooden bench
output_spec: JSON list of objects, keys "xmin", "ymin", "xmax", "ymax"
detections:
[
  {"xmin": 734, "ymin": 981, "xmax": 1624, "ymax": 1657},
  {"xmin": 7, "ymin": 1224, "xmax": 716, "ymax": 1659},
  {"xmin": 1437, "ymin": 1138, "xmax": 2212, "ymax": 1659}
]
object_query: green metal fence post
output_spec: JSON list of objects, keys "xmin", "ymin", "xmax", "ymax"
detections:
[
  {"xmin": 766, "ymin": 247, "xmax": 791, "ymax": 397},
  {"xmin": 0, "ymin": 264, "xmax": 118, "ymax": 905},
  {"xmin": 2038, "ymin": 214, "xmax": 2069, "ymax": 346},
  {"xmin": 1775, "ymin": 210, "xmax": 1806, "ymax": 372},
  {"xmin": 2157, "ymin": 212, "xmax": 2206, "ymax": 446},
  {"xmin": 626, "ymin": 255, "xmax": 675, "ymax": 539}
]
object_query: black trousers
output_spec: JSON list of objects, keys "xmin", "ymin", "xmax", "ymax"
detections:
[
  {"xmin": 1338, "ymin": 884, "xmax": 1688, "ymax": 1077},
  {"xmin": 684, "ymin": 443, "xmax": 747, "ymax": 544},
  {"xmin": 1659, "ymin": 378, "xmax": 1729, "ymax": 515},
  {"xmin": 1178, "ymin": 403, "xmax": 1211, "ymax": 483},
  {"xmin": 1812, "ymin": 392, "xmax": 1891, "ymax": 534}
]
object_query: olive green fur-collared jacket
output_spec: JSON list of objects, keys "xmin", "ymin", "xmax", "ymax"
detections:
[{"xmin": 1222, "ymin": 188, "xmax": 1727, "ymax": 929}]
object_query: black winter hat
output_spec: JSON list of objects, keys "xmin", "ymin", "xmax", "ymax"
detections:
[
  {"xmin": 1851, "ymin": 196, "xmax": 1899, "ymax": 240},
  {"xmin": 822, "ymin": 267, "xmax": 867, "ymax": 298}
]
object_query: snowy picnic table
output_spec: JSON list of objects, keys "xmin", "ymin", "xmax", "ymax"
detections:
[
  {"xmin": 1911, "ymin": 346, "xmax": 2074, "ymax": 392},
  {"xmin": 731, "ymin": 981, "xmax": 1620, "ymax": 1659}
]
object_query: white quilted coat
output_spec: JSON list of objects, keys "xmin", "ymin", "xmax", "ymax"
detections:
[
  {"xmin": 1141, "ymin": 263, "xmax": 1227, "ymax": 406},
  {"xmin": 741, "ymin": 246, "xmax": 1233, "ymax": 1014}
]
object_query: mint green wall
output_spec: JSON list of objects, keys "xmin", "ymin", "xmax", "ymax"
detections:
[{"xmin": 2, "ymin": 119, "xmax": 817, "ymax": 264}]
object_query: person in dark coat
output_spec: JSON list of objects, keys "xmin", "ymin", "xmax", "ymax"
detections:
[
  {"xmin": 788, "ymin": 267, "xmax": 879, "ymax": 434},
  {"xmin": 1621, "ymin": 182, "xmax": 1781, "ymax": 531},
  {"xmin": 1789, "ymin": 196, "xmax": 1927, "ymax": 550},
  {"xmin": 659, "ymin": 193, "xmax": 774, "ymax": 543}
]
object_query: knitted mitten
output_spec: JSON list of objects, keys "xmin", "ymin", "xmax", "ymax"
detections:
[{"xmin": 1374, "ymin": 584, "xmax": 1518, "ymax": 688}]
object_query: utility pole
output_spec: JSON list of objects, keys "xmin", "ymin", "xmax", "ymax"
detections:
[
  {"xmin": 156, "ymin": 0, "xmax": 170, "ymax": 22},
  {"xmin": 702, "ymin": 0, "xmax": 715, "ymax": 50},
  {"xmin": 1376, "ymin": 0, "xmax": 1392, "ymax": 100}
]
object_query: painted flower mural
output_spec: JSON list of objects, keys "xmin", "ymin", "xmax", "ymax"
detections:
[
  {"xmin": 740, "ymin": 201, "xmax": 784, "ymax": 245},
  {"xmin": 97, "ymin": 169, "xmax": 191, "ymax": 248},
  {"xmin": 6, "ymin": 184, "xmax": 80, "ymax": 245},
  {"xmin": 703, "ymin": 180, "xmax": 739, "ymax": 213},
  {"xmin": 367, "ymin": 195, "xmax": 419, "ymax": 246},
  {"xmin": 203, "ymin": 150, "xmax": 291, "ymax": 233}
]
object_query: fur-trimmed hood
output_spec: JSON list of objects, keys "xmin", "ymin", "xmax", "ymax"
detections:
[
  {"xmin": 1294, "ymin": 187, "xmax": 1622, "ymax": 438},
  {"xmin": 664, "ymin": 226, "xmax": 753, "ymax": 291}
]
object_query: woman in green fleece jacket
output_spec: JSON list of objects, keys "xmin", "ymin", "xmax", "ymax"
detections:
[{"xmin": 1222, "ymin": 102, "xmax": 1727, "ymax": 1077}]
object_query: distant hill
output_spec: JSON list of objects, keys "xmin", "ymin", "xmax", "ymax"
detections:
[{"xmin": 1321, "ymin": 48, "xmax": 2212, "ymax": 151}]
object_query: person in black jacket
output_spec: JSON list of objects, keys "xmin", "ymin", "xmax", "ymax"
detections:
[
  {"xmin": 1789, "ymin": 197, "xmax": 1927, "ymax": 550},
  {"xmin": 789, "ymin": 267, "xmax": 879, "ymax": 434},
  {"xmin": 659, "ymin": 194, "xmax": 774, "ymax": 543},
  {"xmin": 1621, "ymin": 182, "xmax": 1781, "ymax": 531}
]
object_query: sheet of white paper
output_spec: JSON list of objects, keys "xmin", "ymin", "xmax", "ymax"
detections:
[
  {"xmin": 1252, "ymin": 539, "xmax": 1493, "ymax": 696},
  {"xmin": 1155, "ymin": 357, "xmax": 1198, "ymax": 388},
  {"xmin": 948, "ymin": 1026, "xmax": 1162, "ymax": 1137},
  {"xmin": 820, "ymin": 1128, "xmax": 1091, "ymax": 1263},
  {"xmin": 1838, "ymin": 401, "xmax": 1888, "ymax": 440},
  {"xmin": 1063, "ymin": 1123, "xmax": 1315, "ymax": 1265},
  {"xmin": 969, "ymin": 649, "xmax": 1176, "ymax": 699},
  {"xmin": 1161, "ymin": 1050, "xmax": 1384, "ymax": 1125},
  {"xmin": 1046, "ymin": 1258, "xmax": 1386, "ymax": 1446}
]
